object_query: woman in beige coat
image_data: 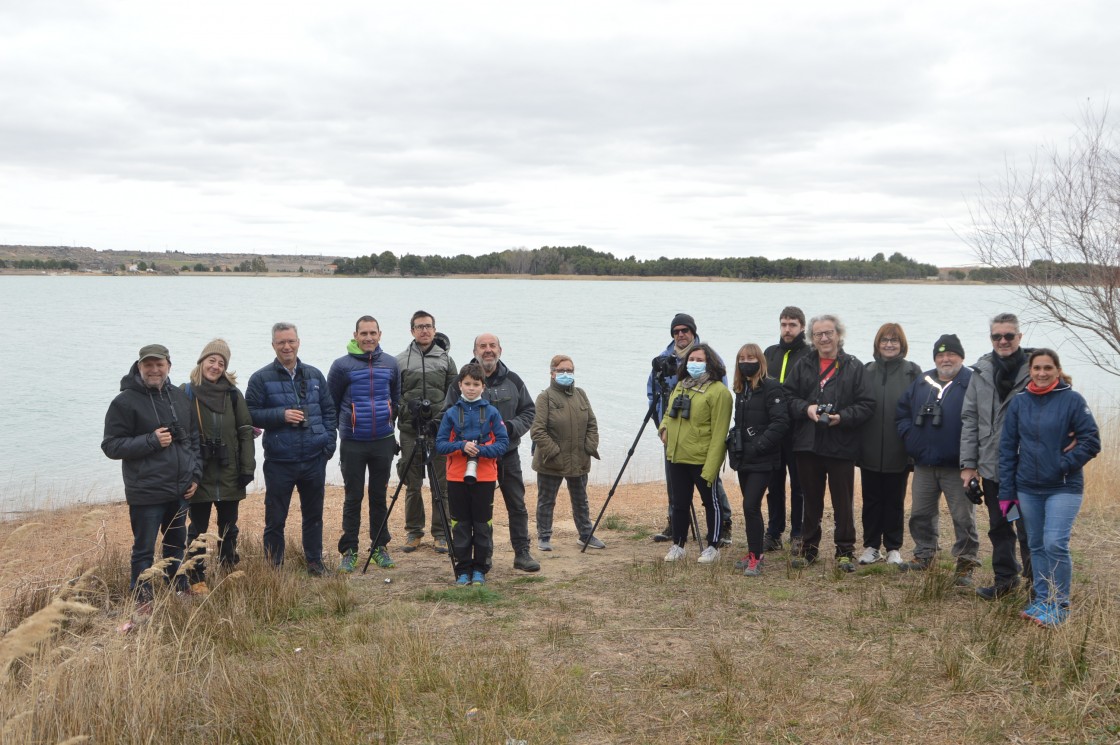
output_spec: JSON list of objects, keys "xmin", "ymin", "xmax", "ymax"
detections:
[{"xmin": 530, "ymin": 354, "xmax": 602, "ymax": 550}]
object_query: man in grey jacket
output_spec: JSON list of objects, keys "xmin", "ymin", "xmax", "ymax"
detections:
[
  {"xmin": 447, "ymin": 333, "xmax": 540, "ymax": 572},
  {"xmin": 960, "ymin": 312, "xmax": 1033, "ymax": 599},
  {"xmin": 102, "ymin": 344, "xmax": 201, "ymax": 602}
]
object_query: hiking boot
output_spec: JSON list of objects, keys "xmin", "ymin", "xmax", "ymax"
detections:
[
  {"xmin": 837, "ymin": 556, "xmax": 856, "ymax": 573},
  {"xmin": 977, "ymin": 581, "xmax": 1020, "ymax": 601},
  {"xmin": 538, "ymin": 538, "xmax": 553, "ymax": 552},
  {"xmin": 1032, "ymin": 604, "xmax": 1070, "ymax": 628},
  {"xmin": 885, "ymin": 550, "xmax": 904, "ymax": 567},
  {"xmin": 456, "ymin": 573, "xmax": 470, "ymax": 586},
  {"xmin": 734, "ymin": 554, "xmax": 752, "ymax": 570},
  {"xmin": 763, "ymin": 535, "xmax": 784, "ymax": 553},
  {"xmin": 789, "ymin": 536, "xmax": 804, "ymax": 557},
  {"xmin": 790, "ymin": 555, "xmax": 817, "ymax": 569},
  {"xmin": 718, "ymin": 522, "xmax": 733, "ymax": 547},
  {"xmin": 338, "ymin": 550, "xmax": 357, "ymax": 574},
  {"xmin": 664, "ymin": 544, "xmax": 686, "ymax": 562},
  {"xmin": 371, "ymin": 547, "xmax": 395, "ymax": 569},
  {"xmin": 652, "ymin": 520, "xmax": 673, "ymax": 543},
  {"xmin": 434, "ymin": 538, "xmax": 449, "ymax": 554},
  {"xmin": 858, "ymin": 547, "xmax": 881, "ymax": 565},
  {"xmin": 697, "ymin": 546, "xmax": 720, "ymax": 564},
  {"xmin": 513, "ymin": 550, "xmax": 540, "ymax": 572},
  {"xmin": 470, "ymin": 570, "xmax": 486, "ymax": 585},
  {"xmin": 306, "ymin": 561, "xmax": 327, "ymax": 578},
  {"xmin": 189, "ymin": 581, "xmax": 210, "ymax": 596},
  {"xmin": 901, "ymin": 556, "xmax": 932, "ymax": 572},
  {"xmin": 742, "ymin": 553, "xmax": 764, "ymax": 577},
  {"xmin": 401, "ymin": 536, "xmax": 423, "ymax": 554},
  {"xmin": 579, "ymin": 535, "xmax": 606, "ymax": 550},
  {"xmin": 953, "ymin": 559, "xmax": 978, "ymax": 588}
]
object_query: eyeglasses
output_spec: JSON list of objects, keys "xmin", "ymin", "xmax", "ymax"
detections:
[
  {"xmin": 812, "ymin": 330, "xmax": 836, "ymax": 339},
  {"xmin": 671, "ymin": 327, "xmax": 692, "ymax": 336},
  {"xmin": 880, "ymin": 338, "xmax": 900, "ymax": 345},
  {"xmin": 990, "ymin": 333, "xmax": 1018, "ymax": 342},
  {"xmin": 412, "ymin": 324, "xmax": 435, "ymax": 331},
  {"xmin": 553, "ymin": 368, "xmax": 574, "ymax": 374}
]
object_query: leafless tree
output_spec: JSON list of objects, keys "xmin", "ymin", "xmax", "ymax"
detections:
[{"xmin": 968, "ymin": 105, "xmax": 1120, "ymax": 376}]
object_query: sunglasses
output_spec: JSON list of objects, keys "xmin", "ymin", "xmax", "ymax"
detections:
[
  {"xmin": 672, "ymin": 327, "xmax": 693, "ymax": 336},
  {"xmin": 990, "ymin": 333, "xmax": 1018, "ymax": 342}
]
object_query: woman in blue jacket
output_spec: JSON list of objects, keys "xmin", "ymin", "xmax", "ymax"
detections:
[{"xmin": 999, "ymin": 349, "xmax": 1100, "ymax": 627}]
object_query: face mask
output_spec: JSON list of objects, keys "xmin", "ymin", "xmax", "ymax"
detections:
[
  {"xmin": 461, "ymin": 393, "xmax": 482, "ymax": 403},
  {"xmin": 738, "ymin": 361, "xmax": 760, "ymax": 378},
  {"xmin": 686, "ymin": 362, "xmax": 707, "ymax": 378},
  {"xmin": 554, "ymin": 373, "xmax": 575, "ymax": 386}
]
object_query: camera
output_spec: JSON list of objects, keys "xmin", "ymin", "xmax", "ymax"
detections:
[
  {"xmin": 464, "ymin": 454, "xmax": 480, "ymax": 483},
  {"xmin": 167, "ymin": 423, "xmax": 188, "ymax": 443},
  {"xmin": 408, "ymin": 398, "xmax": 434, "ymax": 422},
  {"xmin": 201, "ymin": 439, "xmax": 230, "ymax": 467},
  {"xmin": 965, "ymin": 477, "xmax": 984, "ymax": 505},
  {"xmin": 914, "ymin": 402, "xmax": 942, "ymax": 427},
  {"xmin": 651, "ymin": 355, "xmax": 674, "ymax": 378},
  {"xmin": 668, "ymin": 393, "xmax": 691, "ymax": 419},
  {"xmin": 816, "ymin": 402, "xmax": 835, "ymax": 428}
]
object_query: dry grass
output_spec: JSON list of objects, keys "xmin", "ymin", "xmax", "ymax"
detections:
[{"xmin": 1, "ymin": 455, "xmax": 1118, "ymax": 743}]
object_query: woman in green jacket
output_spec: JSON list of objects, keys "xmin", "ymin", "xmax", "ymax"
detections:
[
  {"xmin": 181, "ymin": 339, "xmax": 256, "ymax": 592},
  {"xmin": 530, "ymin": 354, "xmax": 602, "ymax": 551},
  {"xmin": 658, "ymin": 343, "xmax": 733, "ymax": 563}
]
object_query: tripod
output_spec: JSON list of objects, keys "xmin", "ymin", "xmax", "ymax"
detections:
[
  {"xmin": 581, "ymin": 359, "xmax": 702, "ymax": 553},
  {"xmin": 364, "ymin": 418, "xmax": 457, "ymax": 577}
]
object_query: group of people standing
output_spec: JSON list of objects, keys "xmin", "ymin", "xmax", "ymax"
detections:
[
  {"xmin": 102, "ymin": 310, "xmax": 603, "ymax": 603},
  {"xmin": 647, "ymin": 307, "xmax": 1100, "ymax": 627}
]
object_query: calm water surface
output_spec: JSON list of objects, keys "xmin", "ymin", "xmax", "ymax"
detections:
[{"xmin": 1, "ymin": 275, "xmax": 1113, "ymax": 512}]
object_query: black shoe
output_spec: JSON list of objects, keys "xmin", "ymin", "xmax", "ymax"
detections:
[
  {"xmin": 513, "ymin": 550, "xmax": 541, "ymax": 572},
  {"xmin": 789, "ymin": 536, "xmax": 804, "ymax": 557},
  {"xmin": 900, "ymin": 556, "xmax": 932, "ymax": 572},
  {"xmin": 306, "ymin": 561, "xmax": 327, "ymax": 578},
  {"xmin": 763, "ymin": 535, "xmax": 784, "ymax": 553},
  {"xmin": 976, "ymin": 582, "xmax": 1019, "ymax": 600},
  {"xmin": 652, "ymin": 521, "xmax": 672, "ymax": 543}
]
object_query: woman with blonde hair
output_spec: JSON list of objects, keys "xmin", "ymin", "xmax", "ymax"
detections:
[{"xmin": 729, "ymin": 343, "xmax": 790, "ymax": 576}]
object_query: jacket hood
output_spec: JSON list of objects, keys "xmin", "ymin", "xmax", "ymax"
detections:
[{"xmin": 346, "ymin": 339, "xmax": 382, "ymax": 358}]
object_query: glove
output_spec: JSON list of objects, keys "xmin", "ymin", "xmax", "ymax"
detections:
[
  {"xmin": 238, "ymin": 473, "xmax": 255, "ymax": 488},
  {"xmin": 999, "ymin": 499, "xmax": 1017, "ymax": 518}
]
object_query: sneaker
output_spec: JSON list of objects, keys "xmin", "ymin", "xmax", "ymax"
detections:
[
  {"xmin": 652, "ymin": 520, "xmax": 673, "ymax": 543},
  {"xmin": 837, "ymin": 556, "xmax": 856, "ymax": 573},
  {"xmin": 538, "ymin": 538, "xmax": 553, "ymax": 552},
  {"xmin": 718, "ymin": 522, "xmax": 733, "ymax": 547},
  {"xmin": 976, "ymin": 582, "xmax": 1019, "ymax": 601},
  {"xmin": 401, "ymin": 536, "xmax": 423, "ymax": 554},
  {"xmin": 338, "ymin": 550, "xmax": 357, "ymax": 574},
  {"xmin": 513, "ymin": 550, "xmax": 541, "ymax": 572},
  {"xmin": 1020, "ymin": 600, "xmax": 1047, "ymax": 620},
  {"xmin": 470, "ymin": 570, "xmax": 486, "ymax": 585},
  {"xmin": 858, "ymin": 547, "xmax": 881, "ymax": 565},
  {"xmin": 371, "ymin": 547, "xmax": 395, "ymax": 569},
  {"xmin": 189, "ymin": 581, "xmax": 210, "ymax": 596},
  {"xmin": 579, "ymin": 535, "xmax": 606, "ymax": 550},
  {"xmin": 697, "ymin": 546, "xmax": 720, "ymax": 564},
  {"xmin": 790, "ymin": 555, "xmax": 817, "ymax": 569},
  {"xmin": 306, "ymin": 561, "xmax": 327, "ymax": 578},
  {"xmin": 885, "ymin": 550, "xmax": 904, "ymax": 566},
  {"xmin": 763, "ymin": 535, "xmax": 784, "ymax": 553},
  {"xmin": 434, "ymin": 538, "xmax": 449, "ymax": 554},
  {"xmin": 742, "ymin": 553, "xmax": 764, "ymax": 577},
  {"xmin": 901, "ymin": 556, "xmax": 932, "ymax": 572},
  {"xmin": 1032, "ymin": 604, "xmax": 1070, "ymax": 628},
  {"xmin": 456, "ymin": 573, "xmax": 470, "ymax": 586},
  {"xmin": 734, "ymin": 554, "xmax": 751, "ymax": 570},
  {"xmin": 664, "ymin": 545, "xmax": 686, "ymax": 562}
]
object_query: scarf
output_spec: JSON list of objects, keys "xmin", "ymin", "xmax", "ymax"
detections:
[
  {"xmin": 993, "ymin": 349, "xmax": 1026, "ymax": 401},
  {"xmin": 195, "ymin": 376, "xmax": 231, "ymax": 413},
  {"xmin": 779, "ymin": 334, "xmax": 807, "ymax": 353},
  {"xmin": 680, "ymin": 372, "xmax": 711, "ymax": 391},
  {"xmin": 1026, "ymin": 379, "xmax": 1059, "ymax": 396}
]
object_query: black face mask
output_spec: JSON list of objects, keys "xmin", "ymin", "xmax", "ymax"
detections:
[{"xmin": 738, "ymin": 361, "xmax": 760, "ymax": 378}]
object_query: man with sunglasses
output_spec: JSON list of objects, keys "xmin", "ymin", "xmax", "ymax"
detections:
[
  {"xmin": 647, "ymin": 313, "xmax": 734, "ymax": 544},
  {"xmin": 960, "ymin": 312, "xmax": 1033, "ymax": 599},
  {"xmin": 247, "ymin": 322, "xmax": 337, "ymax": 576}
]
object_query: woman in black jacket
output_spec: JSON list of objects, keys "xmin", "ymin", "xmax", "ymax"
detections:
[{"xmin": 729, "ymin": 343, "xmax": 790, "ymax": 576}]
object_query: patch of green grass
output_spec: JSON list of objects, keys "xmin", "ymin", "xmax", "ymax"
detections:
[
  {"xmin": 602, "ymin": 514, "xmax": 628, "ymax": 531},
  {"xmin": 507, "ymin": 575, "xmax": 546, "ymax": 586},
  {"xmin": 417, "ymin": 586, "xmax": 503, "ymax": 604}
]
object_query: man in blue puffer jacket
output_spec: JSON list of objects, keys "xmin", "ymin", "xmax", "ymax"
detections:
[
  {"xmin": 247, "ymin": 322, "xmax": 337, "ymax": 575},
  {"xmin": 328, "ymin": 315, "xmax": 401, "ymax": 572}
]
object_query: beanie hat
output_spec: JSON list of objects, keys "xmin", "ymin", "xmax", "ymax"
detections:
[
  {"xmin": 670, "ymin": 313, "xmax": 697, "ymax": 336},
  {"xmin": 198, "ymin": 339, "xmax": 231, "ymax": 366},
  {"xmin": 932, "ymin": 334, "xmax": 964, "ymax": 360}
]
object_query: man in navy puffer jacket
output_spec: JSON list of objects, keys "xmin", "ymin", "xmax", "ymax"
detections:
[
  {"xmin": 328, "ymin": 316, "xmax": 401, "ymax": 572},
  {"xmin": 247, "ymin": 322, "xmax": 337, "ymax": 575}
]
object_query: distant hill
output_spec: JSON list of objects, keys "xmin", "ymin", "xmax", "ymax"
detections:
[{"xmin": 0, "ymin": 245, "xmax": 336, "ymax": 274}]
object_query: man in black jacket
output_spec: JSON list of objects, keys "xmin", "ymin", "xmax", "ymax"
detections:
[
  {"xmin": 446, "ymin": 333, "xmax": 540, "ymax": 572},
  {"xmin": 784, "ymin": 315, "xmax": 875, "ymax": 572},
  {"xmin": 762, "ymin": 305, "xmax": 810, "ymax": 554},
  {"xmin": 102, "ymin": 344, "xmax": 201, "ymax": 602}
]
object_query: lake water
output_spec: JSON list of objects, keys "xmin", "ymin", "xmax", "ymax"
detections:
[{"xmin": 1, "ymin": 275, "xmax": 1114, "ymax": 512}]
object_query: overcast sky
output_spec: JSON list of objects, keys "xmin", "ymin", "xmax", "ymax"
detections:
[{"xmin": 1, "ymin": 1, "xmax": 1116, "ymax": 265}]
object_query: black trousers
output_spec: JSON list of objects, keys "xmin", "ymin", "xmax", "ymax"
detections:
[
  {"xmin": 338, "ymin": 437, "xmax": 396, "ymax": 554},
  {"xmin": 981, "ymin": 478, "xmax": 1033, "ymax": 587},
  {"xmin": 448, "ymin": 480, "xmax": 495, "ymax": 575},
  {"xmin": 795, "ymin": 453, "xmax": 856, "ymax": 560},
  {"xmin": 859, "ymin": 469, "xmax": 909, "ymax": 552},
  {"xmin": 186, "ymin": 500, "xmax": 240, "ymax": 583},
  {"xmin": 738, "ymin": 470, "xmax": 772, "ymax": 557},
  {"xmin": 766, "ymin": 437, "xmax": 804, "ymax": 539},
  {"xmin": 667, "ymin": 462, "xmax": 721, "ymax": 549}
]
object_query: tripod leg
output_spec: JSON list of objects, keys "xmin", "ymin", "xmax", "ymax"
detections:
[
  {"xmin": 690, "ymin": 502, "xmax": 704, "ymax": 550},
  {"xmin": 423, "ymin": 441, "xmax": 461, "ymax": 579},
  {"xmin": 363, "ymin": 442, "xmax": 416, "ymax": 574}
]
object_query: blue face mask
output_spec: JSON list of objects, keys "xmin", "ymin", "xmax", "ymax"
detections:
[
  {"xmin": 554, "ymin": 372, "xmax": 575, "ymax": 386},
  {"xmin": 686, "ymin": 362, "xmax": 707, "ymax": 378}
]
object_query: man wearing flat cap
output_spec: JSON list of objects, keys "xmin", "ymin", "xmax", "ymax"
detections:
[{"xmin": 102, "ymin": 344, "xmax": 201, "ymax": 604}]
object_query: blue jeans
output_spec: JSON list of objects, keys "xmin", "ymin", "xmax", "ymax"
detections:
[
  {"xmin": 1017, "ymin": 488, "xmax": 1081, "ymax": 606},
  {"xmin": 263, "ymin": 456, "xmax": 326, "ymax": 567},
  {"xmin": 129, "ymin": 499, "xmax": 190, "ymax": 600}
]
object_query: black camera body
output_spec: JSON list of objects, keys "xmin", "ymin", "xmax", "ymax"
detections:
[
  {"xmin": 651, "ymin": 355, "xmax": 674, "ymax": 379},
  {"xmin": 816, "ymin": 402, "xmax": 835, "ymax": 428},
  {"xmin": 668, "ymin": 393, "xmax": 691, "ymax": 420},
  {"xmin": 201, "ymin": 439, "xmax": 230, "ymax": 467},
  {"xmin": 291, "ymin": 406, "xmax": 310, "ymax": 428},
  {"xmin": 914, "ymin": 402, "xmax": 942, "ymax": 427},
  {"xmin": 167, "ymin": 423, "xmax": 188, "ymax": 443},
  {"xmin": 965, "ymin": 477, "xmax": 984, "ymax": 505}
]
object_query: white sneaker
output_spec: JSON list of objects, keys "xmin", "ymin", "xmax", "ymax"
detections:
[
  {"xmin": 885, "ymin": 550, "xmax": 904, "ymax": 566},
  {"xmin": 858, "ymin": 547, "xmax": 882, "ymax": 565},
  {"xmin": 697, "ymin": 546, "xmax": 720, "ymax": 564},
  {"xmin": 664, "ymin": 545, "xmax": 686, "ymax": 562}
]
